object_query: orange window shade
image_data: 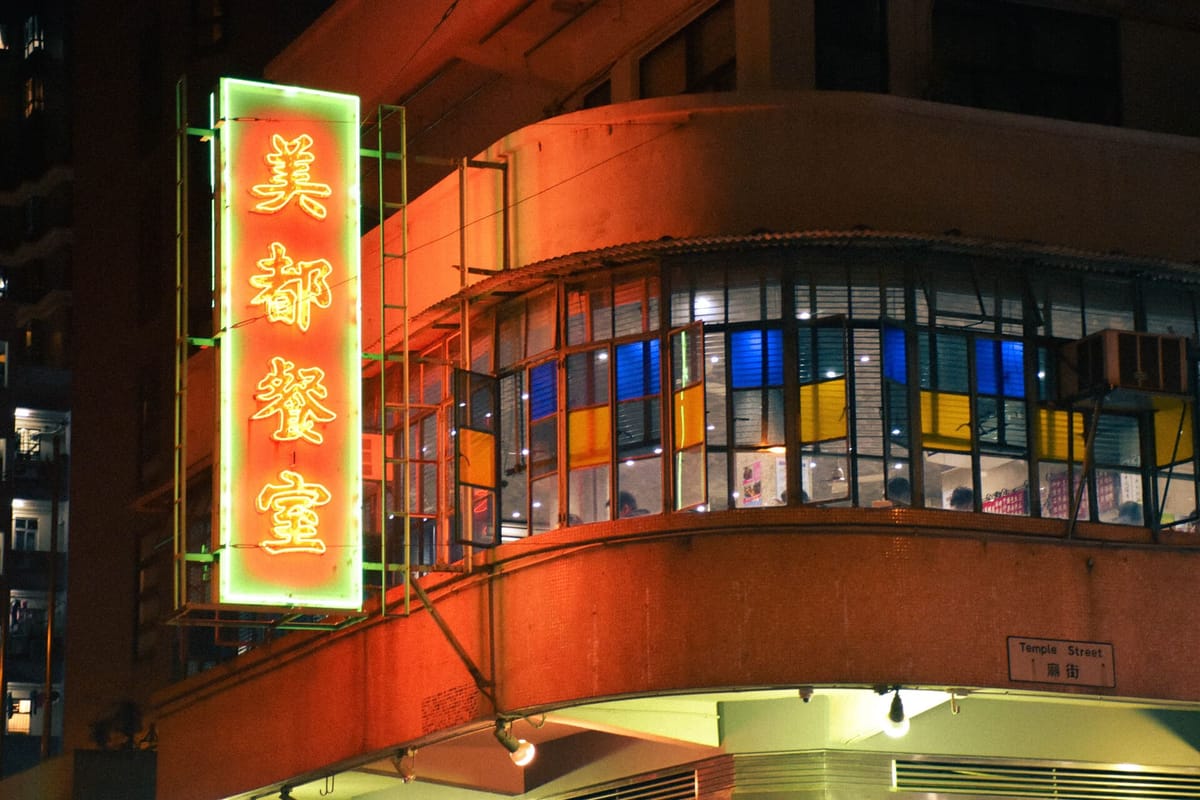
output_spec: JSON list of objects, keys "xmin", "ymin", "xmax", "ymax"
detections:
[
  {"xmin": 568, "ymin": 406, "xmax": 611, "ymax": 467},
  {"xmin": 458, "ymin": 428, "xmax": 496, "ymax": 488},
  {"xmin": 673, "ymin": 383, "xmax": 705, "ymax": 450},
  {"xmin": 1037, "ymin": 407, "xmax": 1086, "ymax": 462},
  {"xmin": 799, "ymin": 378, "xmax": 847, "ymax": 443},
  {"xmin": 920, "ymin": 390, "xmax": 972, "ymax": 452}
]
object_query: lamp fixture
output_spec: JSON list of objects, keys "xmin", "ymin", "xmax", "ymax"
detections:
[
  {"xmin": 392, "ymin": 747, "xmax": 417, "ymax": 783},
  {"xmin": 494, "ymin": 719, "xmax": 536, "ymax": 766},
  {"xmin": 884, "ymin": 688, "xmax": 909, "ymax": 738}
]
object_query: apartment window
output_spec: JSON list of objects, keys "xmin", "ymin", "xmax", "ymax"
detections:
[
  {"xmin": 24, "ymin": 16, "xmax": 43, "ymax": 57},
  {"xmin": 13, "ymin": 518, "xmax": 38, "ymax": 551},
  {"xmin": 193, "ymin": 0, "xmax": 226, "ymax": 52},
  {"xmin": 24, "ymin": 77, "xmax": 44, "ymax": 117},
  {"xmin": 930, "ymin": 0, "xmax": 1119, "ymax": 125},
  {"xmin": 640, "ymin": 0, "xmax": 736, "ymax": 98},
  {"xmin": 16, "ymin": 427, "xmax": 40, "ymax": 458},
  {"xmin": 7, "ymin": 698, "xmax": 32, "ymax": 734},
  {"xmin": 816, "ymin": 0, "xmax": 888, "ymax": 92}
]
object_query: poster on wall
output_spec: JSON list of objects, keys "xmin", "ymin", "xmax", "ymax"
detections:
[{"xmin": 215, "ymin": 77, "xmax": 362, "ymax": 609}]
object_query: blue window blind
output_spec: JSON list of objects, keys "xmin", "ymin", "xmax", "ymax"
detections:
[
  {"xmin": 976, "ymin": 339, "xmax": 1024, "ymax": 397},
  {"xmin": 615, "ymin": 340, "xmax": 661, "ymax": 401},
  {"xmin": 883, "ymin": 325, "xmax": 906, "ymax": 383},
  {"xmin": 529, "ymin": 361, "xmax": 556, "ymax": 421},
  {"xmin": 730, "ymin": 329, "xmax": 782, "ymax": 388}
]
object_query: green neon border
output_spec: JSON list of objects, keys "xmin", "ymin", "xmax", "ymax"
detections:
[{"xmin": 216, "ymin": 77, "xmax": 362, "ymax": 609}]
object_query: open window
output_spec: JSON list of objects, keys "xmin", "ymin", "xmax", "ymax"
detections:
[
  {"xmin": 670, "ymin": 323, "xmax": 706, "ymax": 511},
  {"xmin": 453, "ymin": 369, "xmax": 500, "ymax": 547}
]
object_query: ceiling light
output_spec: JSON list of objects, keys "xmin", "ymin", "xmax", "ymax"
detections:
[
  {"xmin": 392, "ymin": 747, "xmax": 417, "ymax": 783},
  {"xmin": 494, "ymin": 719, "xmax": 536, "ymax": 766},
  {"xmin": 885, "ymin": 689, "xmax": 909, "ymax": 738}
]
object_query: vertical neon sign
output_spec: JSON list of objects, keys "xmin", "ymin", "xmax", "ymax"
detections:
[{"xmin": 217, "ymin": 78, "xmax": 361, "ymax": 608}]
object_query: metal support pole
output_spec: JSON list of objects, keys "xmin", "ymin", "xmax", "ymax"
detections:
[
  {"xmin": 40, "ymin": 433, "xmax": 60, "ymax": 759},
  {"xmin": 1067, "ymin": 395, "xmax": 1104, "ymax": 540}
]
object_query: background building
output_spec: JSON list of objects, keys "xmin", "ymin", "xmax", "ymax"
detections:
[
  {"xmin": 26, "ymin": 0, "xmax": 1200, "ymax": 798},
  {"xmin": 0, "ymin": 0, "xmax": 71, "ymax": 779}
]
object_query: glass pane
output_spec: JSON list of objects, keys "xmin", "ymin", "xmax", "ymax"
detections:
[
  {"xmin": 498, "ymin": 306, "xmax": 524, "ymax": 368},
  {"xmin": 615, "ymin": 340, "xmax": 660, "ymax": 401},
  {"xmin": 499, "ymin": 373, "xmax": 528, "ymax": 531},
  {"xmin": 566, "ymin": 287, "xmax": 590, "ymax": 345},
  {"xmin": 671, "ymin": 285, "xmax": 693, "ymax": 326},
  {"xmin": 854, "ymin": 456, "xmax": 886, "ymax": 506},
  {"xmin": 981, "ymin": 455, "xmax": 1029, "ymax": 515},
  {"xmin": 568, "ymin": 465, "xmax": 609, "ymax": 524},
  {"xmin": 529, "ymin": 417, "xmax": 556, "ymax": 477},
  {"xmin": 1039, "ymin": 463, "xmax": 1087, "ymax": 520},
  {"xmin": 1084, "ymin": 278, "xmax": 1135, "ymax": 334},
  {"xmin": 566, "ymin": 350, "xmax": 609, "ymax": 408},
  {"xmin": 852, "ymin": 328, "xmax": 884, "ymax": 457},
  {"xmin": 1144, "ymin": 283, "xmax": 1195, "ymax": 339},
  {"xmin": 734, "ymin": 451, "xmax": 787, "ymax": 507},
  {"xmin": 692, "ymin": 287, "xmax": 724, "ymax": 324},
  {"xmin": 614, "ymin": 276, "xmax": 647, "ymax": 337},
  {"xmin": 885, "ymin": 461, "xmax": 911, "ymax": 506},
  {"xmin": 675, "ymin": 446, "xmax": 706, "ymax": 510},
  {"xmin": 1158, "ymin": 464, "xmax": 1197, "ymax": 531},
  {"xmin": 531, "ymin": 476, "xmax": 559, "ymax": 533},
  {"xmin": 936, "ymin": 333, "xmax": 969, "ymax": 392},
  {"xmin": 707, "ymin": 450, "xmax": 730, "ymax": 510},
  {"xmin": 526, "ymin": 290, "xmax": 556, "ymax": 357},
  {"xmin": 618, "ymin": 455, "xmax": 662, "ymax": 516},
  {"xmin": 1096, "ymin": 468, "xmax": 1139, "ymax": 523},
  {"xmin": 727, "ymin": 279, "xmax": 762, "ymax": 323},
  {"xmin": 617, "ymin": 398, "xmax": 660, "ymax": 456},
  {"xmin": 802, "ymin": 442, "xmax": 851, "ymax": 504},
  {"xmin": 1044, "ymin": 275, "xmax": 1083, "ymax": 340},
  {"xmin": 849, "ymin": 270, "xmax": 880, "ymax": 319},
  {"xmin": 730, "ymin": 329, "xmax": 782, "ymax": 388},
  {"xmin": 1092, "ymin": 414, "xmax": 1140, "ymax": 467},
  {"xmin": 814, "ymin": 266, "xmax": 849, "ymax": 317},
  {"xmin": 923, "ymin": 450, "xmax": 971, "ymax": 508},
  {"xmin": 705, "ymin": 330, "xmax": 727, "ymax": 446}
]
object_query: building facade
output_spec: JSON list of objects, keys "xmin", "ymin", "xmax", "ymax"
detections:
[
  {"xmin": 0, "ymin": 0, "xmax": 71, "ymax": 779},
  {"xmin": 61, "ymin": 1, "xmax": 1200, "ymax": 799}
]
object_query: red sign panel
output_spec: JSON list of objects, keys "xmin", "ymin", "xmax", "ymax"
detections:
[{"xmin": 216, "ymin": 78, "xmax": 361, "ymax": 608}]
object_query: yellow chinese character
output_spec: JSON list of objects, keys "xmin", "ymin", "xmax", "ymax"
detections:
[
  {"xmin": 252, "ymin": 356, "xmax": 336, "ymax": 444},
  {"xmin": 256, "ymin": 469, "xmax": 331, "ymax": 555},
  {"xmin": 249, "ymin": 241, "xmax": 332, "ymax": 332},
  {"xmin": 250, "ymin": 132, "xmax": 332, "ymax": 220}
]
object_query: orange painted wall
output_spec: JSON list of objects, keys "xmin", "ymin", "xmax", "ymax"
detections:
[
  {"xmin": 152, "ymin": 510, "xmax": 1200, "ymax": 799},
  {"xmin": 361, "ymin": 92, "xmax": 1200, "ymax": 354}
]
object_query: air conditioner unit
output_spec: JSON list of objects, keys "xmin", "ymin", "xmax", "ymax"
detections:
[{"xmin": 1058, "ymin": 330, "xmax": 1189, "ymax": 401}]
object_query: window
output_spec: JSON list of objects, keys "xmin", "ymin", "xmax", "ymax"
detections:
[
  {"xmin": 815, "ymin": 0, "xmax": 888, "ymax": 92},
  {"xmin": 23, "ymin": 16, "xmax": 43, "ymax": 58},
  {"xmin": 567, "ymin": 348, "xmax": 611, "ymax": 523},
  {"xmin": 23, "ymin": 77, "xmax": 44, "ymax": 117},
  {"xmin": 13, "ymin": 518, "xmax": 38, "ymax": 551},
  {"xmin": 0, "ymin": 25, "xmax": 10, "ymax": 50},
  {"xmin": 16, "ymin": 427, "xmax": 40, "ymax": 459},
  {"xmin": 640, "ymin": 0, "xmax": 736, "ymax": 98},
  {"xmin": 7, "ymin": 697, "xmax": 32, "ymax": 735},
  {"xmin": 930, "ymin": 0, "xmax": 1119, "ymax": 125},
  {"xmin": 192, "ymin": 0, "xmax": 226, "ymax": 52}
]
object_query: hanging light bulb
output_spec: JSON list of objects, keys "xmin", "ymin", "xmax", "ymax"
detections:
[
  {"xmin": 884, "ymin": 689, "xmax": 909, "ymax": 738},
  {"xmin": 494, "ymin": 719, "xmax": 537, "ymax": 766}
]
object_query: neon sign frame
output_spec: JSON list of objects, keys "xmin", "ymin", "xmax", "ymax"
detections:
[{"xmin": 216, "ymin": 78, "xmax": 361, "ymax": 609}]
